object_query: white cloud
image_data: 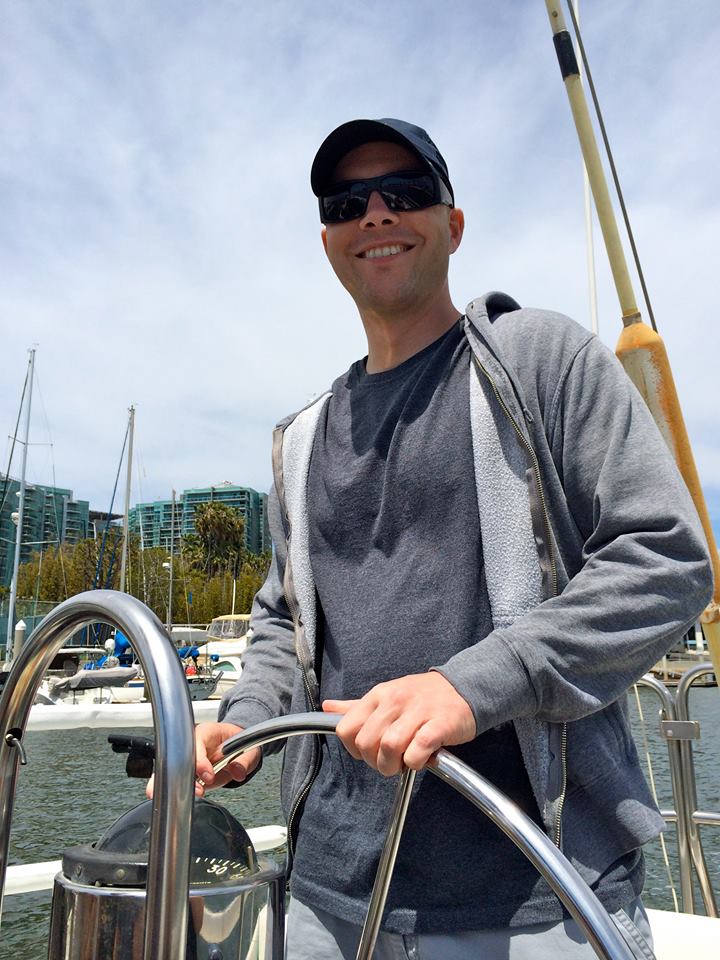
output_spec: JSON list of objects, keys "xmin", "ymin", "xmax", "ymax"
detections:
[{"xmin": 0, "ymin": 0, "xmax": 718, "ymax": 537}]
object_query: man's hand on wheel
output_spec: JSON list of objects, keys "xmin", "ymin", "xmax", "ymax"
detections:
[
  {"xmin": 145, "ymin": 721, "xmax": 261, "ymax": 798},
  {"xmin": 323, "ymin": 672, "xmax": 476, "ymax": 776}
]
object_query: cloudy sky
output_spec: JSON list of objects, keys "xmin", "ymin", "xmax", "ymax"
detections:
[{"xmin": 1, "ymin": 1, "xmax": 718, "ymax": 541}]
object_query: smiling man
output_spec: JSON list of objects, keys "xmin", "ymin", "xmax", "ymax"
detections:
[{"xmin": 192, "ymin": 119, "xmax": 712, "ymax": 959}]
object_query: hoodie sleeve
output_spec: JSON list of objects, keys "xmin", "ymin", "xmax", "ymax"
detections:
[
  {"xmin": 218, "ymin": 485, "xmax": 297, "ymax": 733},
  {"xmin": 435, "ymin": 334, "xmax": 714, "ymax": 735}
]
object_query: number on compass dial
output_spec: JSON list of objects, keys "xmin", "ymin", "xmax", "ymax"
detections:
[{"xmin": 191, "ymin": 856, "xmax": 252, "ymax": 884}]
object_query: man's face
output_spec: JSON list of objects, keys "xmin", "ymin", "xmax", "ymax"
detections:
[{"xmin": 321, "ymin": 141, "xmax": 463, "ymax": 318}]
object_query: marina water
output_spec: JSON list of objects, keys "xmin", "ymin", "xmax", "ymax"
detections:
[{"xmin": 1, "ymin": 687, "xmax": 718, "ymax": 959}]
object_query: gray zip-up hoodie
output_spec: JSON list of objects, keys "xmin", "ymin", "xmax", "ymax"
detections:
[{"xmin": 220, "ymin": 292, "xmax": 713, "ymax": 889}]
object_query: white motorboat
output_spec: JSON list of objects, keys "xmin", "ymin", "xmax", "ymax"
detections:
[{"xmin": 34, "ymin": 665, "xmax": 143, "ymax": 705}]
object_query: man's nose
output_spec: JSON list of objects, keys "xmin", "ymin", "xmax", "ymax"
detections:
[{"xmin": 359, "ymin": 190, "xmax": 399, "ymax": 229}]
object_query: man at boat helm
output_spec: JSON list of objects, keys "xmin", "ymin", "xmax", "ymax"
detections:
[{"xmin": 190, "ymin": 120, "xmax": 713, "ymax": 958}]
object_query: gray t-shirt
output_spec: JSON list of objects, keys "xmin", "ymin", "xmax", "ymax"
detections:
[{"xmin": 291, "ymin": 321, "xmax": 642, "ymax": 933}]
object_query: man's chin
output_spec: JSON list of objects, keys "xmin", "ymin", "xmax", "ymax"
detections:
[{"xmin": 356, "ymin": 281, "xmax": 419, "ymax": 317}]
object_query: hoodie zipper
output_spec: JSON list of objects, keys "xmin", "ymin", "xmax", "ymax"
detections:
[
  {"xmin": 553, "ymin": 723, "xmax": 568, "ymax": 847},
  {"xmin": 287, "ymin": 742, "xmax": 321, "ymax": 858},
  {"xmin": 286, "ymin": 649, "xmax": 321, "ymax": 858},
  {"xmin": 473, "ymin": 356, "xmax": 567, "ymax": 846}
]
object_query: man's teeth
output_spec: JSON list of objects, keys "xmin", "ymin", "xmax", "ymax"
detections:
[{"xmin": 362, "ymin": 245, "xmax": 408, "ymax": 259}]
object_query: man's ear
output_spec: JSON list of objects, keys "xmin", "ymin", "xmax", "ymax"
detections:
[
  {"xmin": 321, "ymin": 225, "xmax": 328, "ymax": 254},
  {"xmin": 448, "ymin": 207, "xmax": 464, "ymax": 254}
]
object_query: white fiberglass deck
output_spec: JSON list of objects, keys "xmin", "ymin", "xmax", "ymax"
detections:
[{"xmin": 647, "ymin": 908, "xmax": 719, "ymax": 959}]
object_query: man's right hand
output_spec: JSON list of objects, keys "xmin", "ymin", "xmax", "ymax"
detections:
[
  {"xmin": 145, "ymin": 721, "xmax": 261, "ymax": 799},
  {"xmin": 195, "ymin": 722, "xmax": 262, "ymax": 794}
]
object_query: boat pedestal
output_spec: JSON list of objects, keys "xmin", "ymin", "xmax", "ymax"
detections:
[{"xmin": 47, "ymin": 797, "xmax": 286, "ymax": 960}]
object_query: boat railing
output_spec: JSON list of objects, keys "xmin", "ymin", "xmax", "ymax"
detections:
[
  {"xmin": 0, "ymin": 590, "xmax": 196, "ymax": 960},
  {"xmin": 637, "ymin": 666, "xmax": 719, "ymax": 918},
  {"xmin": 219, "ymin": 714, "xmax": 639, "ymax": 960}
]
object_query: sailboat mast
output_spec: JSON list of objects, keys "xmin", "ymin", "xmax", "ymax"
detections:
[
  {"xmin": 119, "ymin": 405, "xmax": 135, "ymax": 593},
  {"xmin": 544, "ymin": 0, "xmax": 720, "ymax": 669},
  {"xmin": 6, "ymin": 349, "xmax": 36, "ymax": 660},
  {"xmin": 167, "ymin": 488, "xmax": 175, "ymax": 634}
]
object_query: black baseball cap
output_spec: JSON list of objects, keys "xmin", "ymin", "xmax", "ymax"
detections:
[{"xmin": 311, "ymin": 118, "xmax": 454, "ymax": 204}]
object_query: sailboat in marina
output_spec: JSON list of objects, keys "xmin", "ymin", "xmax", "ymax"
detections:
[
  {"xmin": 2, "ymin": 348, "xmax": 37, "ymax": 669},
  {"xmin": 0, "ymin": 2, "xmax": 718, "ymax": 958}
]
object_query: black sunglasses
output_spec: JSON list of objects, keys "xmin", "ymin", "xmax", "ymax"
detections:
[{"xmin": 319, "ymin": 170, "xmax": 453, "ymax": 224}]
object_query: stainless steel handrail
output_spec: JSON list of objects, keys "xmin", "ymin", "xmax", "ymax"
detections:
[
  {"xmin": 636, "ymin": 667, "xmax": 718, "ymax": 918},
  {"xmin": 635, "ymin": 673, "xmax": 695, "ymax": 912},
  {"xmin": 675, "ymin": 665, "xmax": 718, "ymax": 917},
  {"xmin": 0, "ymin": 590, "xmax": 196, "ymax": 960},
  {"xmin": 219, "ymin": 713, "xmax": 637, "ymax": 960}
]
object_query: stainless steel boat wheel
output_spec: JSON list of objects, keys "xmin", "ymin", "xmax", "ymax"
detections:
[{"xmin": 219, "ymin": 712, "xmax": 639, "ymax": 960}]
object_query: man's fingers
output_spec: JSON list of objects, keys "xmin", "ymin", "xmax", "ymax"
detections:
[
  {"xmin": 402, "ymin": 719, "xmax": 446, "ymax": 770},
  {"xmin": 353, "ymin": 703, "xmax": 404, "ymax": 767},
  {"xmin": 226, "ymin": 747, "xmax": 262, "ymax": 782},
  {"xmin": 322, "ymin": 698, "xmax": 360, "ymax": 716},
  {"xmin": 146, "ymin": 722, "xmax": 260, "ymax": 799},
  {"xmin": 327, "ymin": 674, "xmax": 476, "ymax": 775},
  {"xmin": 146, "ymin": 771, "xmax": 210, "ymax": 799},
  {"xmin": 375, "ymin": 712, "xmax": 426, "ymax": 776},
  {"xmin": 326, "ymin": 694, "xmax": 380, "ymax": 761},
  {"xmin": 194, "ymin": 733, "xmax": 215, "ymax": 786}
]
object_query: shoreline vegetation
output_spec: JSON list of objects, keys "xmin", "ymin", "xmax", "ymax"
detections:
[{"xmin": 7, "ymin": 501, "xmax": 271, "ymax": 629}]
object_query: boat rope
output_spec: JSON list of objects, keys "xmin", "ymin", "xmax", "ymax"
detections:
[
  {"xmin": 632, "ymin": 683, "xmax": 680, "ymax": 911},
  {"xmin": 564, "ymin": 0, "xmax": 658, "ymax": 332},
  {"xmin": 0, "ymin": 364, "xmax": 29, "ymax": 517}
]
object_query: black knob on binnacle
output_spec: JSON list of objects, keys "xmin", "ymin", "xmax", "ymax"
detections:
[{"xmin": 107, "ymin": 733, "xmax": 155, "ymax": 778}]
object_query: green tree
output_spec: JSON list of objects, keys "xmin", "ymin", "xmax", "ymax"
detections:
[
  {"xmin": 14, "ymin": 527, "xmax": 272, "ymax": 627},
  {"xmin": 180, "ymin": 533, "xmax": 205, "ymax": 570},
  {"xmin": 193, "ymin": 502, "xmax": 246, "ymax": 576}
]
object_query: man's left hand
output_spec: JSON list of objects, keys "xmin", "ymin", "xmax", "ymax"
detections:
[{"xmin": 323, "ymin": 672, "xmax": 476, "ymax": 776}]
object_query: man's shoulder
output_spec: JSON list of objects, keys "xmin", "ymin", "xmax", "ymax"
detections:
[
  {"xmin": 469, "ymin": 292, "xmax": 592, "ymax": 348},
  {"xmin": 467, "ymin": 292, "xmax": 599, "ymax": 379},
  {"xmin": 276, "ymin": 390, "xmax": 332, "ymax": 434}
]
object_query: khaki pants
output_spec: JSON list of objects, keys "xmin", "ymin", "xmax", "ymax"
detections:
[{"xmin": 286, "ymin": 896, "xmax": 655, "ymax": 960}]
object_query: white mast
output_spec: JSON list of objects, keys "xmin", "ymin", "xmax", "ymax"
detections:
[
  {"xmin": 167, "ymin": 488, "xmax": 176, "ymax": 634},
  {"xmin": 6, "ymin": 349, "xmax": 36, "ymax": 661},
  {"xmin": 119, "ymin": 405, "xmax": 135, "ymax": 593}
]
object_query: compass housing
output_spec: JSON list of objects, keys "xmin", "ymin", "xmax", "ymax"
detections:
[
  {"xmin": 48, "ymin": 798, "xmax": 286, "ymax": 960},
  {"xmin": 60, "ymin": 798, "xmax": 258, "ymax": 888}
]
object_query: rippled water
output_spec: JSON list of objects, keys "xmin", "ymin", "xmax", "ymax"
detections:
[{"xmin": 1, "ymin": 687, "xmax": 718, "ymax": 959}]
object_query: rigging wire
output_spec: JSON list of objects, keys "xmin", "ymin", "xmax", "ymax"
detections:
[
  {"xmin": 564, "ymin": 0, "xmax": 658, "ymax": 332},
  {"xmin": 632, "ymin": 683, "xmax": 680, "ymax": 911},
  {"xmin": 104, "ymin": 533, "xmax": 121, "ymax": 590},
  {"xmin": 0, "ymin": 365, "xmax": 30, "ymax": 517},
  {"xmin": 94, "ymin": 421, "xmax": 130, "ymax": 590}
]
